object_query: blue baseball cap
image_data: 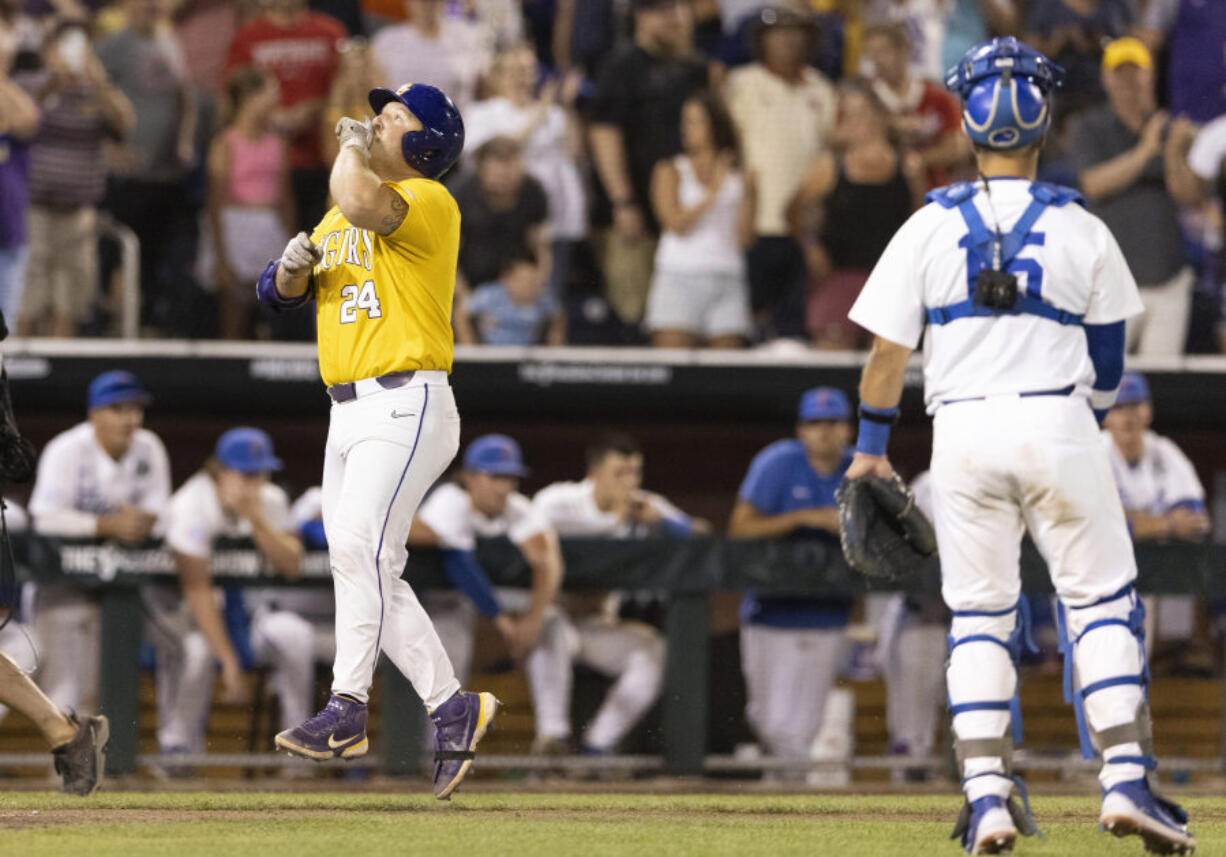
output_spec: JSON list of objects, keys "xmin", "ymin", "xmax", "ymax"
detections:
[
  {"xmin": 463, "ymin": 434, "xmax": 529, "ymax": 477},
  {"xmin": 87, "ymin": 370, "xmax": 151, "ymax": 410},
  {"xmin": 215, "ymin": 427, "xmax": 283, "ymax": 473},
  {"xmin": 1115, "ymin": 371, "xmax": 1150, "ymax": 406},
  {"xmin": 798, "ymin": 387, "xmax": 851, "ymax": 422}
]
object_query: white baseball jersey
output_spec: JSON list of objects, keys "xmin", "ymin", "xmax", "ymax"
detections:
[
  {"xmin": 165, "ymin": 472, "xmax": 292, "ymax": 557},
  {"xmin": 531, "ymin": 480, "xmax": 685, "ymax": 538},
  {"xmin": 29, "ymin": 422, "xmax": 171, "ymax": 537},
  {"xmin": 418, "ymin": 482, "xmax": 550, "ymax": 550},
  {"xmin": 848, "ymin": 178, "xmax": 1144, "ymax": 412},
  {"xmin": 1102, "ymin": 431, "xmax": 1205, "ymax": 516},
  {"xmin": 418, "ymin": 482, "xmax": 553, "ymax": 613}
]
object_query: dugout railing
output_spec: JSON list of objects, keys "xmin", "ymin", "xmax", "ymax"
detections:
[{"xmin": 11, "ymin": 534, "xmax": 1226, "ymax": 778}]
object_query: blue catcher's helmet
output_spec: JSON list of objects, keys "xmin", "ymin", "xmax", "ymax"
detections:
[
  {"xmin": 368, "ymin": 83, "xmax": 465, "ymax": 179},
  {"xmin": 945, "ymin": 37, "xmax": 1065, "ymax": 151}
]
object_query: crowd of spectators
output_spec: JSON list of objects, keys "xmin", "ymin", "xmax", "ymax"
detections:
[{"xmin": 3, "ymin": 0, "xmax": 1226, "ymax": 352}]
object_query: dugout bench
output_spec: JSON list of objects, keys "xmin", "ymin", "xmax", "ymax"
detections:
[{"xmin": 22, "ymin": 534, "xmax": 1226, "ymax": 777}]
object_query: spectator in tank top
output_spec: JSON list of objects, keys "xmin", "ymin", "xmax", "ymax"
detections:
[
  {"xmin": 646, "ymin": 92, "xmax": 754, "ymax": 349},
  {"xmin": 787, "ymin": 79, "xmax": 923, "ymax": 350},
  {"xmin": 206, "ymin": 66, "xmax": 294, "ymax": 339}
]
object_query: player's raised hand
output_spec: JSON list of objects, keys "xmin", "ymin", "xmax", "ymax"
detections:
[
  {"xmin": 335, "ymin": 116, "xmax": 373, "ymax": 153},
  {"xmin": 279, "ymin": 232, "xmax": 322, "ymax": 277}
]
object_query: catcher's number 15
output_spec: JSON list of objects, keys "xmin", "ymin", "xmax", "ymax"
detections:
[{"xmin": 339, "ymin": 280, "xmax": 383, "ymax": 323}]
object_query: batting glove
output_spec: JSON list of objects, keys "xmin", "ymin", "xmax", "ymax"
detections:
[
  {"xmin": 335, "ymin": 116, "xmax": 373, "ymax": 154},
  {"xmin": 279, "ymin": 232, "xmax": 322, "ymax": 278}
]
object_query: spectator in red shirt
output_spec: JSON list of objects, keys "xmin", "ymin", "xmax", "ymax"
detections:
[
  {"xmin": 862, "ymin": 22, "xmax": 967, "ymax": 189},
  {"xmin": 225, "ymin": 0, "xmax": 346, "ymax": 232}
]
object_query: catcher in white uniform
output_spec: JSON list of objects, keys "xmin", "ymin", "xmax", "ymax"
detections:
[
  {"xmin": 1102, "ymin": 371, "xmax": 1210, "ymax": 663},
  {"xmin": 845, "ymin": 37, "xmax": 1194, "ymax": 855},
  {"xmin": 530, "ymin": 434, "xmax": 706, "ymax": 756},
  {"xmin": 28, "ymin": 371, "xmax": 169, "ymax": 716},
  {"xmin": 410, "ymin": 435, "xmax": 563, "ymax": 740},
  {"xmin": 157, "ymin": 427, "xmax": 310, "ymax": 756}
]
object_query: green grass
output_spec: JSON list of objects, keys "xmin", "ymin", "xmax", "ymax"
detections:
[{"xmin": 0, "ymin": 792, "xmax": 1221, "ymax": 856}]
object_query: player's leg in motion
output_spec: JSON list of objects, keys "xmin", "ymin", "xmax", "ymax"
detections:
[
  {"xmin": 931, "ymin": 402, "xmax": 1041, "ymax": 856},
  {"xmin": 0, "ymin": 652, "xmax": 108, "ymax": 795},
  {"xmin": 1018, "ymin": 404, "xmax": 1195, "ymax": 854},
  {"xmin": 276, "ymin": 381, "xmax": 498, "ymax": 798}
]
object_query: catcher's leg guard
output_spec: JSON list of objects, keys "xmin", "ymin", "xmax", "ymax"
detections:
[
  {"xmin": 1057, "ymin": 584, "xmax": 1154, "ymax": 788},
  {"xmin": 947, "ymin": 601, "xmax": 1041, "ymax": 852},
  {"xmin": 947, "ymin": 600, "xmax": 1038, "ymax": 794}
]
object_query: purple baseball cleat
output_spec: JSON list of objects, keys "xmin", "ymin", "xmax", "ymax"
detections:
[
  {"xmin": 275, "ymin": 694, "xmax": 369, "ymax": 761},
  {"xmin": 430, "ymin": 690, "xmax": 499, "ymax": 799}
]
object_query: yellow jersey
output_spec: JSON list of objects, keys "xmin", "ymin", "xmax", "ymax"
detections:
[{"xmin": 310, "ymin": 177, "xmax": 460, "ymax": 387}]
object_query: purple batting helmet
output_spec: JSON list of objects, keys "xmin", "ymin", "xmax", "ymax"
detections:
[{"xmin": 368, "ymin": 83, "xmax": 465, "ymax": 179}]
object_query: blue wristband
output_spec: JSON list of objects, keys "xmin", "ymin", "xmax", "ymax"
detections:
[{"xmin": 856, "ymin": 404, "xmax": 898, "ymax": 456}]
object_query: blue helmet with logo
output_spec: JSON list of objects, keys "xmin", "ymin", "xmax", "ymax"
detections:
[
  {"xmin": 368, "ymin": 83, "xmax": 465, "ymax": 179},
  {"xmin": 945, "ymin": 37, "xmax": 1064, "ymax": 151}
]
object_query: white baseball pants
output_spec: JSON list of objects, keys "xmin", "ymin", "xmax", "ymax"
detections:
[
  {"xmin": 877, "ymin": 595, "xmax": 947, "ymax": 761},
  {"xmin": 740, "ymin": 623, "xmax": 846, "ymax": 764},
  {"xmin": 529, "ymin": 612, "xmax": 665, "ymax": 751},
  {"xmin": 931, "ymin": 395, "xmax": 1148, "ymax": 798},
  {"xmin": 146, "ymin": 595, "xmax": 317, "ymax": 752},
  {"xmin": 31, "ymin": 585, "xmax": 98, "ymax": 715},
  {"xmin": 321, "ymin": 373, "xmax": 461, "ymax": 710}
]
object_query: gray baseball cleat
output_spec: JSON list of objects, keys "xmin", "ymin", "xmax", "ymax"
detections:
[{"xmin": 52, "ymin": 714, "xmax": 109, "ymax": 796}]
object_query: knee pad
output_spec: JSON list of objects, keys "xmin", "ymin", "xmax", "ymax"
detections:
[
  {"xmin": 1057, "ymin": 583, "xmax": 1151, "ymax": 764},
  {"xmin": 947, "ymin": 598, "xmax": 1038, "ymax": 759}
]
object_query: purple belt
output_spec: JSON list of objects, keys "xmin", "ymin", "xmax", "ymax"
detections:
[{"xmin": 326, "ymin": 370, "xmax": 416, "ymax": 404}]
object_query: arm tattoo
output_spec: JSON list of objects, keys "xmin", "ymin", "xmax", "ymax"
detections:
[{"xmin": 379, "ymin": 191, "xmax": 409, "ymax": 235}]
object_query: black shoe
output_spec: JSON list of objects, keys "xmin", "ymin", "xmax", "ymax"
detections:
[{"xmin": 52, "ymin": 714, "xmax": 109, "ymax": 796}]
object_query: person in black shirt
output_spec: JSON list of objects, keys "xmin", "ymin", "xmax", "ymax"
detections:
[
  {"xmin": 450, "ymin": 136, "xmax": 550, "ymax": 343},
  {"xmin": 588, "ymin": 0, "xmax": 709, "ymax": 325}
]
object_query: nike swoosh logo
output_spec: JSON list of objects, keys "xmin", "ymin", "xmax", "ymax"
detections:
[
  {"xmin": 327, "ymin": 732, "xmax": 354, "ymax": 749},
  {"xmin": 390, "ymin": 410, "xmax": 416, "ymax": 419}
]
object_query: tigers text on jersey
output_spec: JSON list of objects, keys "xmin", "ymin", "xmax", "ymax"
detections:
[
  {"xmin": 848, "ymin": 178, "xmax": 1144, "ymax": 412},
  {"xmin": 1102, "ymin": 430, "xmax": 1206, "ymax": 516},
  {"xmin": 28, "ymin": 422, "xmax": 171, "ymax": 537},
  {"xmin": 310, "ymin": 177, "xmax": 461, "ymax": 387}
]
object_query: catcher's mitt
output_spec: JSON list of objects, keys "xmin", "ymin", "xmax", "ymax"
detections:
[{"xmin": 836, "ymin": 474, "xmax": 937, "ymax": 580}]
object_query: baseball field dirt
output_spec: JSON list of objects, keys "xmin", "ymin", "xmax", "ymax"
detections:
[{"xmin": 0, "ymin": 792, "xmax": 1221, "ymax": 856}]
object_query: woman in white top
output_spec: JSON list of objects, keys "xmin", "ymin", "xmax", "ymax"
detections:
[
  {"xmin": 647, "ymin": 92, "xmax": 756, "ymax": 348},
  {"xmin": 464, "ymin": 43, "xmax": 587, "ymax": 299}
]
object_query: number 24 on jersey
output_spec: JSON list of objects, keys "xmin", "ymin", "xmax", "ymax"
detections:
[{"xmin": 339, "ymin": 280, "xmax": 383, "ymax": 324}]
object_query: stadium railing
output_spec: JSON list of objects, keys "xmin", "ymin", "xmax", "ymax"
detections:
[{"xmin": 18, "ymin": 533, "xmax": 1226, "ymax": 777}]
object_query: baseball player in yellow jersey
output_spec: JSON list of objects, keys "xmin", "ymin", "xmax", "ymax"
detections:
[{"xmin": 256, "ymin": 82, "xmax": 497, "ymax": 800}]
